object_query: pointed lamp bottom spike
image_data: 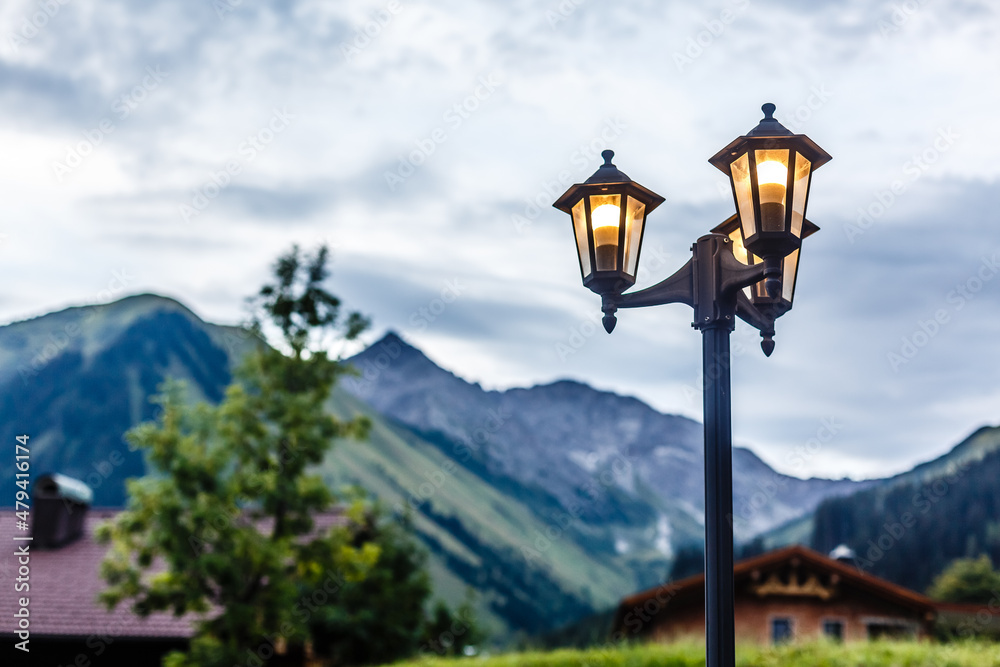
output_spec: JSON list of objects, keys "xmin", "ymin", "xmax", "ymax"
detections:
[{"xmin": 761, "ymin": 333, "xmax": 775, "ymax": 357}]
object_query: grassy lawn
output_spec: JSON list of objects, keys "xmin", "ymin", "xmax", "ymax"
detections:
[{"xmin": 391, "ymin": 640, "xmax": 1000, "ymax": 667}]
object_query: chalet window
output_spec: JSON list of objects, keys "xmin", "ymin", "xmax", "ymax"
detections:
[
  {"xmin": 771, "ymin": 617, "xmax": 793, "ymax": 644},
  {"xmin": 822, "ymin": 619, "xmax": 844, "ymax": 641}
]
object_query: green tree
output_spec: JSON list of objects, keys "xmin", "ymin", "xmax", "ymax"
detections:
[
  {"xmin": 927, "ymin": 554, "xmax": 1000, "ymax": 604},
  {"xmin": 420, "ymin": 591, "xmax": 484, "ymax": 658},
  {"xmin": 307, "ymin": 504, "xmax": 433, "ymax": 665},
  {"xmin": 98, "ymin": 245, "xmax": 374, "ymax": 667}
]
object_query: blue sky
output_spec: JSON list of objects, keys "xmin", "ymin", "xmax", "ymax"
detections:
[{"xmin": 0, "ymin": 0, "xmax": 997, "ymax": 480}]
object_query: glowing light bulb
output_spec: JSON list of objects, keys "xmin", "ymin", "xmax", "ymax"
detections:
[
  {"xmin": 756, "ymin": 160, "xmax": 787, "ymax": 231},
  {"xmin": 591, "ymin": 203, "xmax": 620, "ymax": 270}
]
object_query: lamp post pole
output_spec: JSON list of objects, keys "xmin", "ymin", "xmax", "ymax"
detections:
[
  {"xmin": 553, "ymin": 103, "xmax": 830, "ymax": 667},
  {"xmin": 702, "ymin": 322, "xmax": 736, "ymax": 667},
  {"xmin": 604, "ymin": 233, "xmax": 765, "ymax": 667}
]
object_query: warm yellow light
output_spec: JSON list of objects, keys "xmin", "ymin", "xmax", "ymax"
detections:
[
  {"xmin": 591, "ymin": 203, "xmax": 620, "ymax": 270},
  {"xmin": 756, "ymin": 160, "xmax": 787, "ymax": 188},
  {"xmin": 592, "ymin": 204, "xmax": 620, "ymax": 237},
  {"xmin": 756, "ymin": 160, "xmax": 787, "ymax": 231}
]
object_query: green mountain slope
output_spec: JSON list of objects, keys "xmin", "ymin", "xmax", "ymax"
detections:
[
  {"xmin": 809, "ymin": 426, "xmax": 1000, "ymax": 593},
  {"xmin": 321, "ymin": 387, "xmax": 637, "ymax": 635},
  {"xmin": 0, "ymin": 295, "xmax": 250, "ymax": 506},
  {"xmin": 0, "ymin": 294, "xmax": 632, "ymax": 637},
  {"xmin": 11, "ymin": 293, "xmax": 990, "ymax": 638}
]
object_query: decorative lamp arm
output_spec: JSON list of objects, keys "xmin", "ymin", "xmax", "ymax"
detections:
[{"xmin": 600, "ymin": 259, "xmax": 694, "ymax": 333}]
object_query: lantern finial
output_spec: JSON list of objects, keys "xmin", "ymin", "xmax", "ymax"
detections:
[
  {"xmin": 761, "ymin": 333, "xmax": 775, "ymax": 357},
  {"xmin": 761, "ymin": 103, "xmax": 776, "ymax": 120},
  {"xmin": 601, "ymin": 149, "xmax": 615, "ymax": 165}
]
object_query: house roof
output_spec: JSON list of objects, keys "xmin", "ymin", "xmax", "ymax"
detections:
[
  {"xmin": 0, "ymin": 508, "xmax": 347, "ymax": 640},
  {"xmin": 615, "ymin": 544, "xmax": 941, "ymax": 633}
]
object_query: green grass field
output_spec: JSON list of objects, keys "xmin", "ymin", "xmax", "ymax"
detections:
[{"xmin": 391, "ymin": 640, "xmax": 1000, "ymax": 667}]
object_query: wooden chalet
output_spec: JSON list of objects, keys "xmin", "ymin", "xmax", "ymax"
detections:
[{"xmin": 613, "ymin": 545, "xmax": 949, "ymax": 645}]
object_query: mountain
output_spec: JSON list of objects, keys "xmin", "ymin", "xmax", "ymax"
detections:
[
  {"xmin": 342, "ymin": 332, "xmax": 868, "ymax": 550},
  {"xmin": 808, "ymin": 425, "xmax": 1000, "ymax": 594},
  {"xmin": 0, "ymin": 295, "xmax": 630, "ymax": 635},
  {"xmin": 0, "ymin": 295, "xmax": 875, "ymax": 638},
  {"xmin": 0, "ymin": 294, "xmax": 253, "ymax": 506}
]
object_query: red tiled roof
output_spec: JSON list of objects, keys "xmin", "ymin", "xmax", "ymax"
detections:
[
  {"xmin": 1, "ymin": 509, "xmax": 198, "ymax": 639},
  {"xmin": 0, "ymin": 508, "xmax": 348, "ymax": 639}
]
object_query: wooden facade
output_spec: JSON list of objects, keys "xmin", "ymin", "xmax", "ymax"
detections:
[{"xmin": 613, "ymin": 545, "xmax": 938, "ymax": 645}]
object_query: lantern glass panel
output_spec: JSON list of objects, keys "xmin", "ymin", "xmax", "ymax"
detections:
[
  {"xmin": 588, "ymin": 193, "xmax": 622, "ymax": 271},
  {"xmin": 730, "ymin": 153, "xmax": 755, "ymax": 240},
  {"xmin": 754, "ymin": 254, "xmax": 769, "ymax": 300},
  {"xmin": 728, "ymin": 228, "xmax": 749, "ymax": 265},
  {"xmin": 726, "ymin": 227, "xmax": 754, "ymax": 299},
  {"xmin": 571, "ymin": 198, "xmax": 591, "ymax": 279},
  {"xmin": 790, "ymin": 152, "xmax": 811, "ymax": 239},
  {"xmin": 754, "ymin": 149, "xmax": 790, "ymax": 232},
  {"xmin": 782, "ymin": 248, "xmax": 799, "ymax": 302},
  {"xmin": 623, "ymin": 195, "xmax": 646, "ymax": 276}
]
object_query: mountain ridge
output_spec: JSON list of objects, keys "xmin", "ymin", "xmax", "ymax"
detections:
[
  {"xmin": 6, "ymin": 293, "xmax": 995, "ymax": 638},
  {"xmin": 343, "ymin": 330, "xmax": 870, "ymax": 548}
]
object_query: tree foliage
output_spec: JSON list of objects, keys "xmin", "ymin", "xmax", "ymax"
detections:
[
  {"xmin": 97, "ymin": 245, "xmax": 376, "ymax": 666},
  {"xmin": 927, "ymin": 554, "xmax": 1000, "ymax": 604}
]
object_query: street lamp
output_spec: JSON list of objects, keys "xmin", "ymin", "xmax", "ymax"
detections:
[
  {"xmin": 708, "ymin": 102, "xmax": 831, "ymax": 301},
  {"xmin": 711, "ymin": 213, "xmax": 820, "ymax": 353},
  {"xmin": 552, "ymin": 152, "xmax": 665, "ymax": 304},
  {"xmin": 552, "ymin": 103, "xmax": 830, "ymax": 667}
]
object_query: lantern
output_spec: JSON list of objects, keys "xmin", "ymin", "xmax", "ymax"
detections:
[
  {"xmin": 708, "ymin": 103, "xmax": 831, "ymax": 296},
  {"xmin": 712, "ymin": 214, "xmax": 819, "ymax": 319},
  {"xmin": 553, "ymin": 150, "xmax": 665, "ymax": 297}
]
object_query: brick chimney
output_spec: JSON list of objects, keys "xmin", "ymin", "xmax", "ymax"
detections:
[{"xmin": 32, "ymin": 473, "xmax": 93, "ymax": 549}]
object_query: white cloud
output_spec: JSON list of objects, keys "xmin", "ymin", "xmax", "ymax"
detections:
[{"xmin": 0, "ymin": 0, "xmax": 997, "ymax": 480}]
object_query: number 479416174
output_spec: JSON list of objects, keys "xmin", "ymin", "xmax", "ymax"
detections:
[{"xmin": 15, "ymin": 434, "xmax": 30, "ymax": 512}]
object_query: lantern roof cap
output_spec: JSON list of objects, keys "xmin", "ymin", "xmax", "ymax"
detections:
[
  {"xmin": 553, "ymin": 151, "xmax": 665, "ymax": 215},
  {"xmin": 708, "ymin": 103, "xmax": 832, "ymax": 175},
  {"xmin": 746, "ymin": 103, "xmax": 794, "ymax": 137},
  {"xmin": 585, "ymin": 150, "xmax": 632, "ymax": 184}
]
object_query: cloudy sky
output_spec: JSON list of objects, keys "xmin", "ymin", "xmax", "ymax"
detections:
[{"xmin": 1, "ymin": 0, "xmax": 997, "ymax": 480}]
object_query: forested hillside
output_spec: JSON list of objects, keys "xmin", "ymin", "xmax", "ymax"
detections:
[{"xmin": 811, "ymin": 426, "xmax": 1000, "ymax": 593}]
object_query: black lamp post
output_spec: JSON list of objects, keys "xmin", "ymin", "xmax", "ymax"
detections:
[{"xmin": 553, "ymin": 103, "xmax": 830, "ymax": 667}]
